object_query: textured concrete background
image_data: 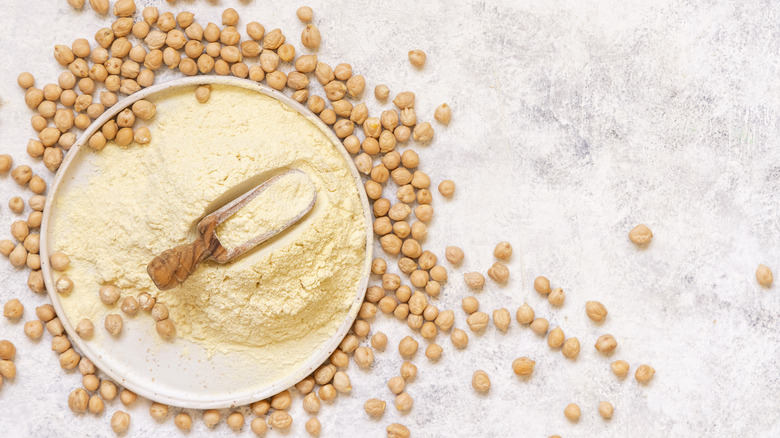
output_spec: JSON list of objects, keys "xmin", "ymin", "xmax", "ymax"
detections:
[{"xmin": 1, "ymin": 0, "xmax": 779, "ymax": 437}]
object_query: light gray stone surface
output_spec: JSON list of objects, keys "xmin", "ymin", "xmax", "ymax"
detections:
[{"xmin": 1, "ymin": 0, "xmax": 779, "ymax": 436}]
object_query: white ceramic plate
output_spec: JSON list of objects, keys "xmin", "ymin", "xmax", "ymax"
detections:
[{"xmin": 39, "ymin": 76, "xmax": 372, "ymax": 409}]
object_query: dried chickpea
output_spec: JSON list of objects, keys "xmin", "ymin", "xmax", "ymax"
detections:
[
  {"xmin": 562, "ymin": 337, "xmax": 580, "ymax": 359},
  {"xmin": 548, "ymin": 327, "xmax": 565, "ymax": 348},
  {"xmin": 425, "ymin": 343, "xmax": 443, "ymax": 360},
  {"xmin": 45, "ymin": 318, "xmax": 64, "ymax": 336},
  {"xmin": 611, "ymin": 360, "xmax": 630, "ymax": 377},
  {"xmin": 203, "ymin": 409, "xmax": 221, "ymax": 427},
  {"xmin": 9, "ymin": 196, "xmax": 24, "ymax": 213},
  {"xmin": 464, "ymin": 272, "xmax": 485, "ymax": 290},
  {"xmin": 467, "ymin": 311, "xmax": 489, "ymax": 332},
  {"xmin": 3, "ymin": 299, "xmax": 23, "ymax": 319},
  {"xmin": 635, "ymin": 364, "xmax": 655, "ymax": 383},
  {"xmin": 69, "ymin": 388, "xmax": 89, "ymax": 413},
  {"xmin": 104, "ymin": 313, "xmax": 123, "ymax": 336},
  {"xmin": 493, "ymin": 308, "xmax": 511, "ymax": 332},
  {"xmin": 398, "ymin": 336, "xmax": 418, "ymax": 358},
  {"xmin": 472, "ymin": 370, "xmax": 491, "ymax": 393},
  {"xmin": 595, "ymin": 334, "xmax": 618, "ymax": 353},
  {"xmin": 174, "ymin": 413, "xmax": 192, "ymax": 431},
  {"xmin": 301, "ymin": 24, "xmax": 321, "ymax": 48},
  {"xmin": 354, "ymin": 347, "xmax": 374, "ymax": 368},
  {"xmin": 629, "ymin": 224, "xmax": 653, "ymax": 245},
  {"xmin": 420, "ymin": 321, "xmax": 437, "ymax": 339},
  {"xmin": 12, "ymin": 165, "xmax": 33, "ymax": 186},
  {"xmin": 318, "ymin": 384, "xmax": 336, "ymax": 401},
  {"xmin": 59, "ymin": 348, "xmax": 81, "ymax": 369},
  {"xmin": 408, "ymin": 50, "xmax": 426, "ymax": 67},
  {"xmin": 757, "ymin": 264, "xmax": 774, "ymax": 287},
  {"xmin": 530, "ymin": 318, "xmax": 549, "ymax": 335},
  {"xmin": 378, "ymin": 296, "xmax": 397, "ymax": 313},
  {"xmin": 548, "ymin": 287, "xmax": 565, "ymax": 306},
  {"xmin": 534, "ymin": 276, "xmax": 551, "ymax": 294},
  {"xmin": 599, "ymin": 401, "xmax": 614, "ymax": 419},
  {"xmin": 488, "ymin": 262, "xmax": 509, "ymax": 283},
  {"xmin": 9, "ymin": 244, "xmax": 28, "ymax": 268},
  {"xmin": 120, "ymin": 390, "xmax": 137, "ymax": 406},
  {"xmin": 100, "ymin": 380, "xmax": 117, "ymax": 401},
  {"xmin": 564, "ymin": 403, "xmax": 581, "ymax": 421},
  {"xmin": 375, "ymin": 84, "xmax": 390, "ymax": 100},
  {"xmin": 150, "ymin": 402, "xmax": 169, "ymax": 420},
  {"xmin": 462, "ymin": 296, "xmax": 479, "ymax": 314},
  {"xmin": 394, "ymin": 392, "xmax": 413, "ymax": 412},
  {"xmin": 24, "ymin": 320, "xmax": 44, "ymax": 339},
  {"xmin": 451, "ymin": 328, "xmax": 468, "ymax": 348},
  {"xmin": 434, "ymin": 103, "xmax": 452, "ymax": 124},
  {"xmin": 0, "ymin": 240, "xmax": 14, "ymax": 256},
  {"xmin": 512, "ymin": 357, "xmax": 535, "ymax": 376}
]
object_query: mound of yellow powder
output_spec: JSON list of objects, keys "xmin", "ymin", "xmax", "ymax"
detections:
[{"xmin": 50, "ymin": 84, "xmax": 368, "ymax": 366}]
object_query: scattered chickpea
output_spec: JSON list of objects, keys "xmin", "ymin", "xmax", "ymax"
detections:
[
  {"xmin": 301, "ymin": 24, "xmax": 321, "ymax": 49},
  {"xmin": 408, "ymin": 49, "xmax": 426, "ymax": 67},
  {"xmin": 371, "ymin": 332, "xmax": 388, "ymax": 350},
  {"xmin": 150, "ymin": 402, "xmax": 169, "ymax": 420},
  {"xmin": 635, "ymin": 364, "xmax": 655, "ymax": 383},
  {"xmin": 400, "ymin": 361, "xmax": 417, "ymax": 382},
  {"xmin": 318, "ymin": 384, "xmax": 336, "ymax": 401},
  {"xmin": 250, "ymin": 417, "xmax": 268, "ymax": 435},
  {"xmin": 467, "ymin": 311, "xmax": 489, "ymax": 332},
  {"xmin": 156, "ymin": 319, "xmax": 175, "ymax": 339},
  {"xmin": 9, "ymin": 244, "xmax": 27, "ymax": 268},
  {"xmin": 512, "ymin": 357, "xmax": 535, "ymax": 376},
  {"xmin": 68, "ymin": 388, "xmax": 89, "ymax": 413},
  {"xmin": 24, "ymin": 320, "xmax": 43, "ymax": 339},
  {"xmin": 203, "ymin": 409, "xmax": 221, "ymax": 427},
  {"xmin": 628, "ymin": 224, "xmax": 653, "ymax": 245},
  {"xmin": 611, "ymin": 360, "xmax": 630, "ymax": 377},
  {"xmin": 493, "ymin": 308, "xmax": 511, "ymax": 332},
  {"xmin": 364, "ymin": 398, "xmax": 386, "ymax": 417},
  {"xmin": 548, "ymin": 287, "xmax": 565, "ymax": 306},
  {"xmin": 87, "ymin": 395, "xmax": 104, "ymax": 414},
  {"xmin": 547, "ymin": 327, "xmax": 565, "ymax": 348},
  {"xmin": 9, "ymin": 197, "xmax": 24, "ymax": 214},
  {"xmin": 451, "ymin": 328, "xmax": 468, "ymax": 349},
  {"xmin": 268, "ymin": 410, "xmax": 292, "ymax": 430},
  {"xmin": 398, "ymin": 336, "xmax": 418, "ymax": 358},
  {"xmin": 462, "ymin": 296, "xmax": 479, "ymax": 314},
  {"xmin": 99, "ymin": 285, "xmax": 121, "ymax": 305},
  {"xmin": 12, "ymin": 165, "xmax": 33, "ymax": 186},
  {"xmin": 562, "ymin": 337, "xmax": 580, "ymax": 359},
  {"xmin": 120, "ymin": 389, "xmax": 137, "ymax": 406},
  {"xmin": 174, "ymin": 413, "xmax": 192, "ymax": 431},
  {"xmin": 375, "ymin": 84, "xmax": 390, "ymax": 100},
  {"xmin": 36, "ymin": 305, "xmax": 55, "ymax": 322},
  {"xmin": 354, "ymin": 346, "xmax": 374, "ymax": 368},
  {"xmin": 434, "ymin": 103, "xmax": 452, "ymax": 124},
  {"xmin": 530, "ymin": 318, "xmax": 549, "ymax": 335},
  {"xmin": 464, "ymin": 272, "xmax": 485, "ymax": 289},
  {"xmin": 394, "ymin": 392, "xmax": 413, "ymax": 412},
  {"xmin": 487, "ymin": 262, "xmax": 509, "ymax": 283},
  {"xmin": 595, "ymin": 334, "xmax": 618, "ymax": 353},
  {"xmin": 100, "ymin": 380, "xmax": 117, "ymax": 401},
  {"xmin": 251, "ymin": 399, "xmax": 271, "ymax": 416},
  {"xmin": 438, "ymin": 180, "xmax": 455, "ymax": 197},
  {"xmin": 387, "ymin": 423, "xmax": 411, "ymax": 438},
  {"xmin": 756, "ymin": 264, "xmax": 773, "ymax": 287},
  {"xmin": 585, "ymin": 301, "xmax": 608, "ymax": 322},
  {"xmin": 3, "ymin": 299, "xmax": 23, "ymax": 319},
  {"xmin": 0, "ymin": 360, "xmax": 15, "ymax": 379},
  {"xmin": 534, "ymin": 276, "xmax": 552, "ymax": 294},
  {"xmin": 599, "ymin": 401, "xmax": 614, "ymax": 419},
  {"xmin": 564, "ymin": 403, "xmax": 581, "ymax": 421},
  {"xmin": 516, "ymin": 303, "xmax": 534, "ymax": 324},
  {"xmin": 45, "ymin": 318, "xmax": 64, "ymax": 336},
  {"xmin": 472, "ymin": 370, "xmax": 491, "ymax": 393},
  {"xmin": 111, "ymin": 411, "xmax": 131, "ymax": 434}
]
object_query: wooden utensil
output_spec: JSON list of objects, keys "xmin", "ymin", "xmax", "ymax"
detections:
[{"xmin": 147, "ymin": 169, "xmax": 317, "ymax": 290}]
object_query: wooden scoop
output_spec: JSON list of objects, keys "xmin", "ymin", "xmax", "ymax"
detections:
[{"xmin": 147, "ymin": 169, "xmax": 317, "ymax": 291}]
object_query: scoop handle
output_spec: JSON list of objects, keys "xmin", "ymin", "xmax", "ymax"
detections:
[{"xmin": 147, "ymin": 238, "xmax": 212, "ymax": 291}]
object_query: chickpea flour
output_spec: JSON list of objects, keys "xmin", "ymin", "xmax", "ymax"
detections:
[{"xmin": 49, "ymin": 84, "xmax": 367, "ymax": 375}]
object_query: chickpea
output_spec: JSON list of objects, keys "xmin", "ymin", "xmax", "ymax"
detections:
[
  {"xmin": 462, "ymin": 296, "xmax": 479, "ymax": 314},
  {"xmin": 318, "ymin": 383, "xmax": 336, "ymax": 401},
  {"xmin": 12, "ymin": 165, "xmax": 33, "ymax": 186},
  {"xmin": 408, "ymin": 291, "xmax": 428, "ymax": 315},
  {"xmin": 120, "ymin": 389, "xmax": 137, "ymax": 406},
  {"xmin": 340, "ymin": 334, "xmax": 359, "ymax": 353},
  {"xmin": 562, "ymin": 337, "xmax": 580, "ymax": 359},
  {"xmin": 398, "ymin": 336, "xmax": 418, "ymax": 358},
  {"xmin": 586, "ymin": 301, "xmax": 608, "ymax": 322},
  {"xmin": 173, "ymin": 413, "xmax": 191, "ymax": 431},
  {"xmin": 354, "ymin": 346, "xmax": 374, "ymax": 368},
  {"xmin": 156, "ymin": 320, "xmax": 175, "ymax": 339},
  {"xmin": 99, "ymin": 380, "xmax": 117, "ymax": 401},
  {"xmin": 599, "ymin": 401, "xmax": 614, "ymax": 419},
  {"xmin": 407, "ymin": 314, "xmax": 423, "ymax": 330},
  {"xmin": 104, "ymin": 313, "xmax": 123, "ymax": 336},
  {"xmin": 59, "ymin": 348, "xmax": 80, "ymax": 369},
  {"xmin": 79, "ymin": 357, "xmax": 96, "ymax": 375},
  {"xmin": 86, "ymin": 395, "xmax": 104, "ymax": 414},
  {"xmin": 45, "ymin": 318, "xmax": 64, "ymax": 336},
  {"xmin": 387, "ymin": 424, "xmax": 411, "ymax": 438},
  {"xmin": 111, "ymin": 411, "xmax": 131, "ymax": 434},
  {"xmin": 394, "ymin": 304, "xmax": 410, "ymax": 320},
  {"xmin": 595, "ymin": 334, "xmax": 618, "ymax": 353},
  {"xmin": 408, "ymin": 49, "xmax": 426, "ymax": 67},
  {"xmin": 756, "ymin": 264, "xmax": 774, "ymax": 287},
  {"xmin": 467, "ymin": 311, "xmax": 489, "ymax": 332},
  {"xmin": 635, "ymin": 364, "xmax": 655, "ymax": 383},
  {"xmin": 451, "ymin": 328, "xmax": 468, "ymax": 349},
  {"xmin": 9, "ymin": 244, "xmax": 27, "ymax": 268},
  {"xmin": 548, "ymin": 288, "xmax": 565, "ymax": 306},
  {"xmin": 378, "ymin": 296, "xmax": 397, "ymax": 313},
  {"xmin": 151, "ymin": 303, "xmax": 169, "ymax": 321},
  {"xmin": 50, "ymin": 252, "xmax": 70, "ymax": 271},
  {"xmin": 302, "ymin": 391, "xmax": 321, "ymax": 414},
  {"xmin": 534, "ymin": 276, "xmax": 552, "ymax": 294},
  {"xmin": 8, "ymin": 196, "xmax": 24, "ymax": 213},
  {"xmin": 366, "ymin": 286, "xmax": 385, "ymax": 303},
  {"xmin": 611, "ymin": 360, "xmax": 630, "ymax": 377},
  {"xmin": 488, "ymin": 262, "xmax": 510, "ymax": 283},
  {"xmin": 516, "ymin": 303, "xmax": 534, "ymax": 324},
  {"xmin": 28, "ymin": 212, "xmax": 44, "ymax": 228},
  {"xmin": 301, "ymin": 24, "xmax": 321, "ymax": 48},
  {"xmin": 370, "ymin": 331, "xmax": 388, "ymax": 350},
  {"xmin": 99, "ymin": 285, "xmax": 120, "ymax": 305},
  {"xmin": 120, "ymin": 296, "xmax": 138, "ymax": 315},
  {"xmin": 472, "ymin": 370, "xmax": 491, "ymax": 393},
  {"xmin": 68, "ymin": 388, "xmax": 89, "ymax": 413},
  {"xmin": 3, "ymin": 299, "xmax": 23, "ymax": 319},
  {"xmin": 512, "ymin": 357, "xmax": 535, "ymax": 376},
  {"xmin": 36, "ymin": 305, "xmax": 55, "ymax": 322},
  {"xmin": 425, "ymin": 343, "xmax": 443, "ymax": 360},
  {"xmin": 269, "ymin": 410, "xmax": 293, "ymax": 431},
  {"xmin": 150, "ymin": 402, "xmax": 168, "ymax": 420},
  {"xmin": 138, "ymin": 293, "xmax": 155, "ymax": 311},
  {"xmin": 24, "ymin": 320, "xmax": 44, "ymax": 339},
  {"xmin": 530, "ymin": 318, "xmax": 549, "ymax": 335},
  {"xmin": 250, "ymin": 399, "xmax": 270, "ymax": 416},
  {"xmin": 464, "ymin": 272, "xmax": 485, "ymax": 290},
  {"xmin": 411, "ymin": 222, "xmax": 428, "ymax": 241},
  {"xmin": 547, "ymin": 327, "xmax": 565, "ymax": 348},
  {"xmin": 564, "ymin": 403, "xmax": 581, "ymax": 421},
  {"xmin": 314, "ymin": 364, "xmax": 336, "ymax": 385},
  {"xmin": 52, "ymin": 335, "xmax": 71, "ymax": 353},
  {"xmin": 493, "ymin": 308, "xmax": 511, "ymax": 332},
  {"xmin": 628, "ymin": 224, "xmax": 653, "ymax": 245}
]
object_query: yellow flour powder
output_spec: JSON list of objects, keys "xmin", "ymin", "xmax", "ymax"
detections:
[
  {"xmin": 50, "ymin": 85, "xmax": 367, "ymax": 368},
  {"xmin": 216, "ymin": 170, "xmax": 316, "ymax": 251}
]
